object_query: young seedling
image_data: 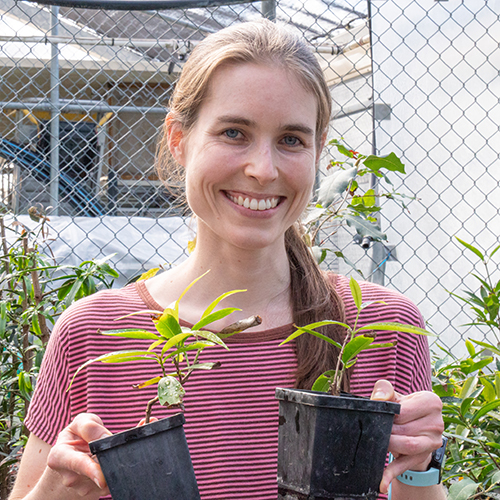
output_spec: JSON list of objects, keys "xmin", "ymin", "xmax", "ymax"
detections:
[
  {"xmin": 281, "ymin": 276, "xmax": 431, "ymax": 396},
  {"xmin": 68, "ymin": 270, "xmax": 261, "ymax": 422}
]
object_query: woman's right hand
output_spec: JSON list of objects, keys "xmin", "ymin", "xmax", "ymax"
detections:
[
  {"xmin": 10, "ymin": 413, "xmax": 112, "ymax": 500},
  {"xmin": 46, "ymin": 413, "xmax": 112, "ymax": 497}
]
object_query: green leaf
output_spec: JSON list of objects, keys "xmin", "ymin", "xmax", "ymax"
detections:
[
  {"xmin": 316, "ymin": 167, "xmax": 357, "ymax": 206},
  {"xmin": 311, "ymin": 370, "xmax": 336, "ymax": 393},
  {"xmin": 465, "ymin": 339, "xmax": 476, "ymax": 357},
  {"xmin": 67, "ymin": 350, "xmax": 155, "ymax": 391},
  {"xmin": 280, "ymin": 324, "xmax": 344, "ymax": 349},
  {"xmin": 137, "ymin": 268, "xmax": 160, "ymax": 281},
  {"xmin": 342, "ymin": 335, "xmax": 374, "ymax": 365},
  {"xmin": 194, "ymin": 331, "xmax": 229, "ymax": 350},
  {"xmin": 65, "ymin": 279, "xmax": 83, "ymax": 306},
  {"xmin": 460, "ymin": 375, "xmax": 478, "ymax": 399},
  {"xmin": 460, "ymin": 397, "xmax": 474, "ymax": 416},
  {"xmin": 447, "ymin": 478, "xmax": 479, "ymax": 500},
  {"xmin": 344, "ymin": 215, "xmax": 387, "ymax": 241},
  {"xmin": 192, "ymin": 307, "xmax": 241, "ymax": 331},
  {"xmin": 362, "ymin": 189, "xmax": 376, "ymax": 207},
  {"xmin": 471, "ymin": 399, "xmax": 500, "ymax": 425},
  {"xmin": 496, "ymin": 372, "xmax": 500, "ymax": 399},
  {"xmin": 161, "ymin": 332, "xmax": 194, "ymax": 354},
  {"xmin": 155, "ymin": 311, "xmax": 182, "ymax": 339},
  {"xmin": 187, "ymin": 362, "xmax": 221, "ymax": 371},
  {"xmin": 363, "ymin": 152, "xmax": 405, "ymax": 174},
  {"xmin": 157, "ymin": 376, "xmax": 185, "ymax": 407},
  {"xmin": 100, "ymin": 328, "xmax": 160, "ymax": 340},
  {"xmin": 349, "ymin": 276, "xmax": 362, "ymax": 311},
  {"xmin": 357, "ymin": 322, "xmax": 432, "ymax": 336},
  {"xmin": 201, "ymin": 289, "xmax": 246, "ymax": 319},
  {"xmin": 135, "ymin": 376, "xmax": 162, "ymax": 389},
  {"xmin": 481, "ymin": 377, "xmax": 496, "ymax": 402},
  {"xmin": 490, "ymin": 244, "xmax": 500, "ymax": 259},
  {"xmin": 455, "ymin": 237, "xmax": 484, "ymax": 261},
  {"xmin": 174, "ymin": 270, "xmax": 210, "ymax": 318}
]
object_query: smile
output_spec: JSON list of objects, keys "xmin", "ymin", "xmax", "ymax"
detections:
[{"xmin": 227, "ymin": 193, "xmax": 280, "ymax": 211}]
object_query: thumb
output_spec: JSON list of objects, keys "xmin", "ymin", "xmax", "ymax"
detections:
[{"xmin": 371, "ymin": 379, "xmax": 397, "ymax": 402}]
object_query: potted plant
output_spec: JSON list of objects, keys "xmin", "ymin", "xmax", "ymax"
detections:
[
  {"xmin": 276, "ymin": 276, "xmax": 431, "ymax": 499},
  {"xmin": 67, "ymin": 270, "xmax": 260, "ymax": 500}
]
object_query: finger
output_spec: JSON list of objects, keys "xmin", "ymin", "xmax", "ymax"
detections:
[
  {"xmin": 393, "ymin": 391, "xmax": 443, "ymax": 425},
  {"xmin": 67, "ymin": 413, "xmax": 113, "ymax": 444},
  {"xmin": 380, "ymin": 451, "xmax": 432, "ymax": 494},
  {"xmin": 388, "ymin": 433, "xmax": 442, "ymax": 459},
  {"xmin": 137, "ymin": 416, "xmax": 159, "ymax": 426},
  {"xmin": 48, "ymin": 443, "xmax": 106, "ymax": 489},
  {"xmin": 371, "ymin": 380, "xmax": 400, "ymax": 403}
]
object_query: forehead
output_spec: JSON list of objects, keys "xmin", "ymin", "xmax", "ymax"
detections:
[{"xmin": 197, "ymin": 62, "xmax": 319, "ymax": 129}]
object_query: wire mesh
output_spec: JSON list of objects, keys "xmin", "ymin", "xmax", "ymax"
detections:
[{"xmin": 1, "ymin": 0, "xmax": 498, "ymax": 352}]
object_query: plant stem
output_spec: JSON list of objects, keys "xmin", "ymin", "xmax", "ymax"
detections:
[
  {"xmin": 145, "ymin": 396, "xmax": 159, "ymax": 424},
  {"xmin": 332, "ymin": 331, "xmax": 351, "ymax": 396}
]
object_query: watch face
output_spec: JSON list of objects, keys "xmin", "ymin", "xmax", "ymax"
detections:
[{"xmin": 430, "ymin": 436, "xmax": 448, "ymax": 469}]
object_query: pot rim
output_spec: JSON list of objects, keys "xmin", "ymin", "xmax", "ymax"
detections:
[
  {"xmin": 275, "ymin": 387, "xmax": 401, "ymax": 415},
  {"xmin": 89, "ymin": 412, "xmax": 185, "ymax": 454}
]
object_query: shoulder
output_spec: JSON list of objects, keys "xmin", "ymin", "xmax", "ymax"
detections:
[
  {"xmin": 54, "ymin": 283, "xmax": 148, "ymax": 336},
  {"xmin": 331, "ymin": 273, "xmax": 424, "ymax": 327}
]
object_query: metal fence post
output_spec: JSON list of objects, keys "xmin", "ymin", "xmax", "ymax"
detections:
[
  {"xmin": 50, "ymin": 6, "xmax": 60, "ymax": 215},
  {"xmin": 261, "ymin": 0, "xmax": 275, "ymax": 20}
]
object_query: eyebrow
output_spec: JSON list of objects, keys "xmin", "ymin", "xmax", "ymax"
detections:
[{"xmin": 216, "ymin": 115, "xmax": 314, "ymax": 136}]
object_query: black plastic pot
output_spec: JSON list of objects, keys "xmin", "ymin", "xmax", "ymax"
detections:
[
  {"xmin": 89, "ymin": 413, "xmax": 200, "ymax": 500},
  {"xmin": 275, "ymin": 388, "xmax": 400, "ymax": 500}
]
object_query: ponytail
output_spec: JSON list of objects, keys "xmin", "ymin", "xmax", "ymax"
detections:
[{"xmin": 285, "ymin": 224, "xmax": 350, "ymax": 392}]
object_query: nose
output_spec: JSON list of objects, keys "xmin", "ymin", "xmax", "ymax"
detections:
[{"xmin": 244, "ymin": 142, "xmax": 278, "ymax": 186}]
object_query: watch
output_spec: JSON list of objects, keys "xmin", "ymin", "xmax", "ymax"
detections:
[{"xmin": 396, "ymin": 436, "xmax": 448, "ymax": 487}]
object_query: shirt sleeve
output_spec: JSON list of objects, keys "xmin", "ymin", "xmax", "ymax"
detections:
[{"xmin": 24, "ymin": 308, "xmax": 73, "ymax": 445}]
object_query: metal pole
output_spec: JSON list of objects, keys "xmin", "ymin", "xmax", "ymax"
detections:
[
  {"xmin": 261, "ymin": 0, "xmax": 276, "ymax": 20},
  {"xmin": 50, "ymin": 6, "xmax": 60, "ymax": 215}
]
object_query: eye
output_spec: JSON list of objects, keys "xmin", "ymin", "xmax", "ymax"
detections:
[
  {"xmin": 224, "ymin": 129, "xmax": 241, "ymax": 139},
  {"xmin": 282, "ymin": 135, "xmax": 302, "ymax": 147}
]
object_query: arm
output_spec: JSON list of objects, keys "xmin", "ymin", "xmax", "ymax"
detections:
[
  {"xmin": 371, "ymin": 380, "xmax": 446, "ymax": 500},
  {"xmin": 9, "ymin": 414, "xmax": 111, "ymax": 500}
]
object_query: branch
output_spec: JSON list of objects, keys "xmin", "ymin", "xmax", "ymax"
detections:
[{"xmin": 219, "ymin": 315, "xmax": 262, "ymax": 335}]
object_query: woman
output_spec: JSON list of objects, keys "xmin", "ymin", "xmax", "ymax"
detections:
[{"xmin": 9, "ymin": 20, "xmax": 444, "ymax": 500}]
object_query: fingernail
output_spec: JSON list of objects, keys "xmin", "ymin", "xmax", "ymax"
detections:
[
  {"xmin": 372, "ymin": 389, "xmax": 386, "ymax": 399},
  {"xmin": 93, "ymin": 477, "xmax": 102, "ymax": 489}
]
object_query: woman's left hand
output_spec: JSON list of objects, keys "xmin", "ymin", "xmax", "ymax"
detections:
[{"xmin": 371, "ymin": 379, "xmax": 444, "ymax": 494}]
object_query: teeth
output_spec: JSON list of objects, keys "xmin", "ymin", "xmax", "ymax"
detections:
[{"xmin": 228, "ymin": 194, "xmax": 279, "ymax": 211}]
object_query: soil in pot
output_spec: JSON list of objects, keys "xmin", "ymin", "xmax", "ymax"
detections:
[
  {"xmin": 275, "ymin": 388, "xmax": 400, "ymax": 500},
  {"xmin": 89, "ymin": 413, "xmax": 200, "ymax": 500}
]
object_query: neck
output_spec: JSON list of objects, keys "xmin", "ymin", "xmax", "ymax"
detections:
[{"xmin": 146, "ymin": 233, "xmax": 293, "ymax": 330}]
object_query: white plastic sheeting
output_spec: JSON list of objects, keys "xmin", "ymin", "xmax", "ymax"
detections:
[{"xmin": 4, "ymin": 215, "xmax": 192, "ymax": 287}]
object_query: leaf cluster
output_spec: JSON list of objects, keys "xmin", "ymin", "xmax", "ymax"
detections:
[
  {"xmin": 436, "ymin": 238, "xmax": 500, "ymax": 499},
  {"xmin": 68, "ymin": 270, "xmax": 249, "ymax": 421},
  {"xmin": 304, "ymin": 138, "xmax": 410, "ymax": 270},
  {"xmin": 433, "ymin": 340, "xmax": 500, "ymax": 499},
  {"xmin": 0, "ymin": 211, "xmax": 117, "ymax": 497},
  {"xmin": 281, "ymin": 277, "xmax": 430, "ymax": 396}
]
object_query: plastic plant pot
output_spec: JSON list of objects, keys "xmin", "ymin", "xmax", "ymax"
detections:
[
  {"xmin": 89, "ymin": 413, "xmax": 200, "ymax": 500},
  {"xmin": 275, "ymin": 388, "xmax": 401, "ymax": 500}
]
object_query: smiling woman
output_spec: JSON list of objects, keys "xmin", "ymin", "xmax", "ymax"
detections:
[{"xmin": 10, "ymin": 19, "xmax": 445, "ymax": 500}]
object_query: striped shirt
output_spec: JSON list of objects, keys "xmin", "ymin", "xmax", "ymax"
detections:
[{"xmin": 26, "ymin": 274, "xmax": 431, "ymax": 499}]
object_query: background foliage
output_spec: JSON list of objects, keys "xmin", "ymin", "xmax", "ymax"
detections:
[{"xmin": 0, "ymin": 207, "xmax": 118, "ymax": 498}]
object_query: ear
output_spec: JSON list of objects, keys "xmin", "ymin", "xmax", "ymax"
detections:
[
  {"xmin": 315, "ymin": 130, "xmax": 328, "ymax": 167},
  {"xmin": 166, "ymin": 113, "xmax": 187, "ymax": 165}
]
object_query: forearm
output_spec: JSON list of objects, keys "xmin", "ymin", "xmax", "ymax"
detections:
[
  {"xmin": 391, "ymin": 479, "xmax": 447, "ymax": 500},
  {"xmin": 9, "ymin": 467, "xmax": 101, "ymax": 500}
]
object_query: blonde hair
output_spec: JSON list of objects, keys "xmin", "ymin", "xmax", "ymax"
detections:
[{"xmin": 156, "ymin": 19, "xmax": 348, "ymax": 391}]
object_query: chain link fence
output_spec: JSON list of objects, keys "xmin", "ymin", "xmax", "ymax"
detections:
[{"xmin": 1, "ymin": 0, "xmax": 498, "ymax": 352}]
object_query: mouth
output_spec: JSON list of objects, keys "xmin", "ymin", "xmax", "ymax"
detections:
[{"xmin": 226, "ymin": 192, "xmax": 280, "ymax": 212}]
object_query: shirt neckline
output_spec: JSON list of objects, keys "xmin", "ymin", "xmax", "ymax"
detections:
[{"xmin": 134, "ymin": 279, "xmax": 294, "ymax": 343}]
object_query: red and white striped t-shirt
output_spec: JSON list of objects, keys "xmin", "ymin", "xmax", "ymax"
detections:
[{"xmin": 26, "ymin": 274, "xmax": 431, "ymax": 499}]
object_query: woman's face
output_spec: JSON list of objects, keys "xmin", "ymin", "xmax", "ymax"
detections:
[{"xmin": 169, "ymin": 62, "xmax": 322, "ymax": 252}]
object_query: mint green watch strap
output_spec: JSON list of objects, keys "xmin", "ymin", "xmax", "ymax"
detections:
[{"xmin": 396, "ymin": 468, "xmax": 440, "ymax": 487}]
